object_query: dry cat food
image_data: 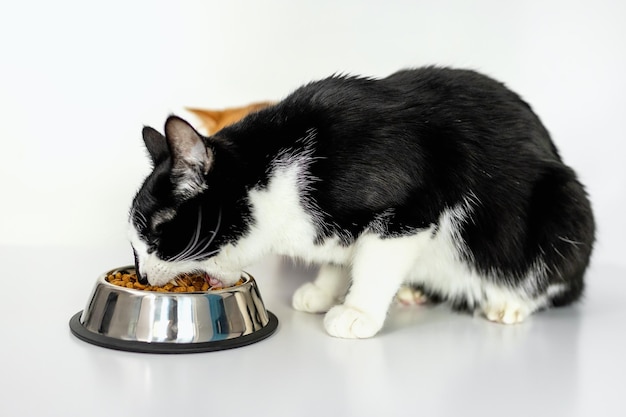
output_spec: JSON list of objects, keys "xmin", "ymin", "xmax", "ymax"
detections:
[{"xmin": 106, "ymin": 271, "xmax": 244, "ymax": 292}]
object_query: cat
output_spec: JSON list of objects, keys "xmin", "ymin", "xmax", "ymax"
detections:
[
  {"xmin": 129, "ymin": 66, "xmax": 595, "ymax": 339},
  {"xmin": 186, "ymin": 101, "xmax": 273, "ymax": 134}
]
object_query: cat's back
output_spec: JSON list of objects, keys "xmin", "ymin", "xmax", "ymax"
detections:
[
  {"xmin": 276, "ymin": 68, "xmax": 557, "ymax": 184},
  {"xmin": 289, "ymin": 67, "xmax": 529, "ymax": 114},
  {"xmin": 274, "ymin": 67, "xmax": 554, "ymax": 156},
  {"xmin": 233, "ymin": 67, "xmax": 546, "ymax": 146}
]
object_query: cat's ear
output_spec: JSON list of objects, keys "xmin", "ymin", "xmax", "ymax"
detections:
[
  {"xmin": 142, "ymin": 126, "xmax": 169, "ymax": 165},
  {"xmin": 164, "ymin": 116, "xmax": 214, "ymax": 176}
]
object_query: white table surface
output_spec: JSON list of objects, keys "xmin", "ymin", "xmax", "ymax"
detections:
[{"xmin": 1, "ymin": 244, "xmax": 624, "ymax": 417}]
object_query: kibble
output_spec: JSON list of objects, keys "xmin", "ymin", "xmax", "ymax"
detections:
[{"xmin": 106, "ymin": 271, "xmax": 244, "ymax": 292}]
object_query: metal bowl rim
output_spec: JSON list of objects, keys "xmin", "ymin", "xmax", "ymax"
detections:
[{"xmin": 99, "ymin": 265, "xmax": 254, "ymax": 296}]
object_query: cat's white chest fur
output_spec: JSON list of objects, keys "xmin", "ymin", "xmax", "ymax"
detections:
[{"xmin": 211, "ymin": 160, "xmax": 355, "ymax": 270}]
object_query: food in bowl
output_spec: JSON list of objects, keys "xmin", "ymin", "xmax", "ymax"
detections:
[{"xmin": 106, "ymin": 271, "xmax": 244, "ymax": 293}]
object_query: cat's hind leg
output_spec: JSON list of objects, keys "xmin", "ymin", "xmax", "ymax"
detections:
[
  {"xmin": 292, "ymin": 264, "xmax": 350, "ymax": 314},
  {"xmin": 396, "ymin": 284, "xmax": 430, "ymax": 306},
  {"xmin": 478, "ymin": 285, "xmax": 539, "ymax": 324},
  {"xmin": 481, "ymin": 301, "xmax": 530, "ymax": 324}
]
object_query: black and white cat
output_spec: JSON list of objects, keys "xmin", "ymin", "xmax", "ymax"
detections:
[{"xmin": 129, "ymin": 67, "xmax": 595, "ymax": 338}]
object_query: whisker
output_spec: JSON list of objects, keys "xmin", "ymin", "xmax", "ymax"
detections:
[
  {"xmin": 171, "ymin": 206, "xmax": 203, "ymax": 262},
  {"xmin": 558, "ymin": 236, "xmax": 583, "ymax": 246},
  {"xmin": 170, "ymin": 235, "xmax": 196, "ymax": 262},
  {"xmin": 131, "ymin": 210, "xmax": 147, "ymax": 229},
  {"xmin": 186, "ymin": 248, "xmax": 221, "ymax": 263},
  {"xmin": 553, "ymin": 245, "xmax": 567, "ymax": 260},
  {"xmin": 137, "ymin": 211, "xmax": 147, "ymax": 223},
  {"xmin": 134, "ymin": 210, "xmax": 148, "ymax": 227},
  {"xmin": 185, "ymin": 234, "xmax": 215, "ymax": 261},
  {"xmin": 183, "ymin": 207, "xmax": 223, "ymax": 262}
]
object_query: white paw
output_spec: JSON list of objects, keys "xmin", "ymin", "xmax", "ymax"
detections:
[
  {"xmin": 483, "ymin": 304, "xmax": 529, "ymax": 324},
  {"xmin": 292, "ymin": 282, "xmax": 337, "ymax": 313},
  {"xmin": 323, "ymin": 305, "xmax": 383, "ymax": 338},
  {"xmin": 395, "ymin": 286, "xmax": 429, "ymax": 306}
]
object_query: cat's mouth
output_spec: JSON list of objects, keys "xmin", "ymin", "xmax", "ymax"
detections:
[
  {"xmin": 137, "ymin": 263, "xmax": 227, "ymax": 288},
  {"xmin": 163, "ymin": 271, "xmax": 225, "ymax": 290},
  {"xmin": 135, "ymin": 245, "xmax": 242, "ymax": 288},
  {"xmin": 142, "ymin": 271, "xmax": 230, "ymax": 290},
  {"xmin": 204, "ymin": 273, "xmax": 225, "ymax": 289}
]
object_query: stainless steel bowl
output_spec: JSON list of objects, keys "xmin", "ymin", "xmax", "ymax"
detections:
[{"xmin": 69, "ymin": 266, "xmax": 278, "ymax": 353}]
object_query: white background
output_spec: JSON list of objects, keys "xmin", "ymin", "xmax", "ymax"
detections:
[
  {"xmin": 1, "ymin": 0, "xmax": 625, "ymax": 267},
  {"xmin": 1, "ymin": 3, "xmax": 626, "ymax": 417}
]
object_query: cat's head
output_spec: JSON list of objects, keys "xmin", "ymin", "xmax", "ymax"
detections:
[{"xmin": 129, "ymin": 116, "xmax": 239, "ymax": 286}]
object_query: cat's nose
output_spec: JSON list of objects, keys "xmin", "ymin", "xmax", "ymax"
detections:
[
  {"xmin": 133, "ymin": 248, "xmax": 148, "ymax": 284},
  {"xmin": 137, "ymin": 271, "xmax": 149, "ymax": 285},
  {"xmin": 135, "ymin": 263, "xmax": 149, "ymax": 285}
]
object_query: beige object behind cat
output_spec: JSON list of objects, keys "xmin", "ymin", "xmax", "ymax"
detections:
[{"xmin": 186, "ymin": 101, "xmax": 274, "ymax": 135}]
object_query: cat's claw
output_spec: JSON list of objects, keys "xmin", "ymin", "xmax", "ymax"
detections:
[
  {"xmin": 323, "ymin": 305, "xmax": 383, "ymax": 339},
  {"xmin": 292, "ymin": 282, "xmax": 337, "ymax": 313}
]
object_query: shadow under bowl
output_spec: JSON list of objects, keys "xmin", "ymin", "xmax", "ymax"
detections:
[{"xmin": 69, "ymin": 266, "xmax": 278, "ymax": 354}]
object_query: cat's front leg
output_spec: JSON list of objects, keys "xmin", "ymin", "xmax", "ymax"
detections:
[
  {"xmin": 324, "ymin": 234, "xmax": 417, "ymax": 338},
  {"xmin": 292, "ymin": 264, "xmax": 350, "ymax": 313}
]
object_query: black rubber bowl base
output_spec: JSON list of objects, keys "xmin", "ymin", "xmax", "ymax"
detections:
[{"xmin": 69, "ymin": 311, "xmax": 278, "ymax": 354}]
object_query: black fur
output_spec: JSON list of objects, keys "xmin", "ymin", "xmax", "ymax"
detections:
[{"xmin": 132, "ymin": 66, "xmax": 594, "ymax": 307}]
